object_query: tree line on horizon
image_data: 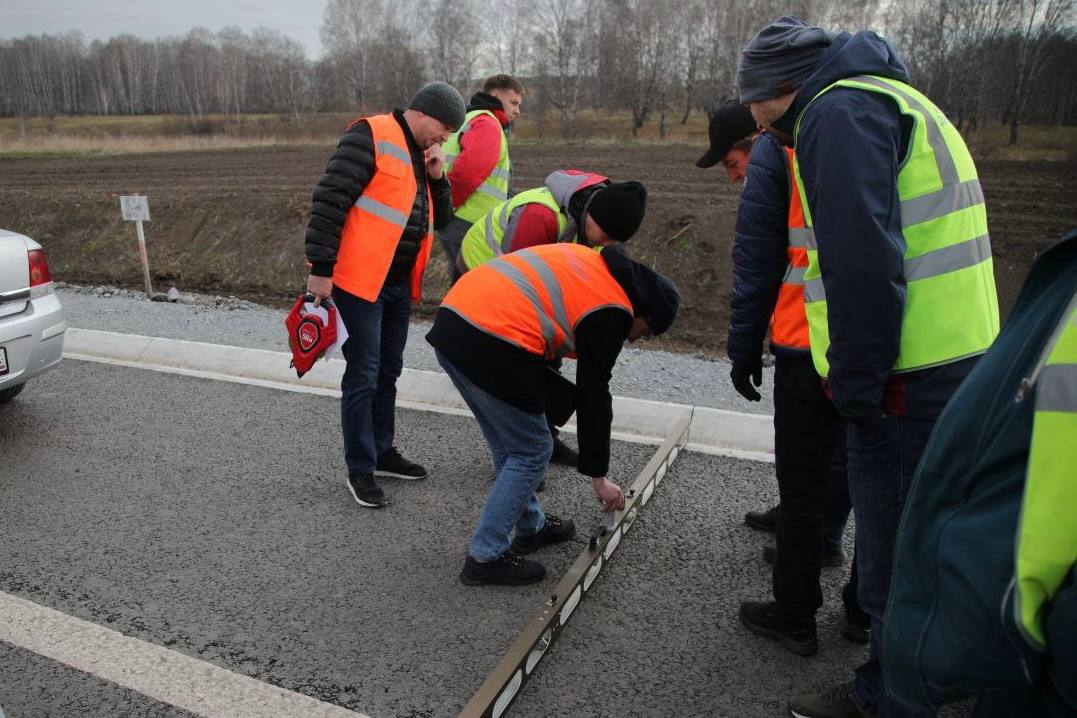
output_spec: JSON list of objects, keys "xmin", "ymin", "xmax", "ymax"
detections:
[{"xmin": 1, "ymin": 0, "xmax": 1074, "ymax": 144}]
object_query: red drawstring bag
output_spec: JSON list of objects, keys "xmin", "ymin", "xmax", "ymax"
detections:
[{"xmin": 285, "ymin": 294, "xmax": 337, "ymax": 378}]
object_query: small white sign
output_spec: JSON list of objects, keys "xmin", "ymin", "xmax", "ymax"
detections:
[{"xmin": 120, "ymin": 195, "xmax": 150, "ymax": 222}]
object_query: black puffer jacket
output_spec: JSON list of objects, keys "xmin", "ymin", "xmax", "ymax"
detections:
[
  {"xmin": 727, "ymin": 131, "xmax": 798, "ymax": 364},
  {"xmin": 305, "ymin": 109, "xmax": 453, "ymax": 285}
]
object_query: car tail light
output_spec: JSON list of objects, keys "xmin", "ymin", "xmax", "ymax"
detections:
[{"xmin": 28, "ymin": 249, "xmax": 54, "ymax": 298}]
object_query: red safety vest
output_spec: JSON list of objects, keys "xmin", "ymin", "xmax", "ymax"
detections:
[
  {"xmin": 333, "ymin": 113, "xmax": 434, "ymax": 303},
  {"xmin": 769, "ymin": 147, "xmax": 811, "ymax": 351},
  {"xmin": 442, "ymin": 243, "xmax": 633, "ymax": 360}
]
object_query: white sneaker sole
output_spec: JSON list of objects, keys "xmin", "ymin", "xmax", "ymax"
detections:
[
  {"xmin": 345, "ymin": 479, "xmax": 387, "ymax": 508},
  {"xmin": 373, "ymin": 469, "xmax": 428, "ymax": 481}
]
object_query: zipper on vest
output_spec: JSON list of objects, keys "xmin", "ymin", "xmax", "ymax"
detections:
[{"xmin": 1015, "ymin": 289, "xmax": 1077, "ymax": 403}]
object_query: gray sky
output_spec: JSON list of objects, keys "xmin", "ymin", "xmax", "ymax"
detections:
[{"xmin": 0, "ymin": 0, "xmax": 329, "ymax": 57}]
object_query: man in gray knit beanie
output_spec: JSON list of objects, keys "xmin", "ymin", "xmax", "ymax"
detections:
[{"xmin": 736, "ymin": 16, "xmax": 835, "ymax": 104}]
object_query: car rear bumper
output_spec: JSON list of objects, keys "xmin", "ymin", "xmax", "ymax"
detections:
[{"xmin": 0, "ymin": 291, "xmax": 66, "ymax": 389}]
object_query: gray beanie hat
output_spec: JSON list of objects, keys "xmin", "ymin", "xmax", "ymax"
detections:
[
  {"xmin": 736, "ymin": 16, "xmax": 835, "ymax": 103},
  {"xmin": 408, "ymin": 81, "xmax": 466, "ymax": 131}
]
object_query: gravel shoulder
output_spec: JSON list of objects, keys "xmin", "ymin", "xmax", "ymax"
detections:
[{"xmin": 57, "ymin": 284, "xmax": 776, "ymax": 415}]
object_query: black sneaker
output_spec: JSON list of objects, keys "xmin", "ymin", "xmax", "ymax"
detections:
[
  {"xmin": 346, "ymin": 473, "xmax": 387, "ymax": 509},
  {"xmin": 460, "ymin": 552, "xmax": 546, "ymax": 586},
  {"xmin": 510, "ymin": 515, "xmax": 577, "ymax": 554},
  {"xmin": 550, "ymin": 436, "xmax": 578, "ymax": 466},
  {"xmin": 745, "ymin": 504, "xmax": 780, "ymax": 532},
  {"xmin": 375, "ymin": 447, "xmax": 428, "ymax": 480},
  {"xmin": 763, "ymin": 544, "xmax": 845, "ymax": 568},
  {"xmin": 788, "ymin": 683, "xmax": 869, "ymax": 718},
  {"xmin": 840, "ymin": 609, "xmax": 870, "ymax": 644},
  {"xmin": 738, "ymin": 601, "xmax": 818, "ymax": 656}
]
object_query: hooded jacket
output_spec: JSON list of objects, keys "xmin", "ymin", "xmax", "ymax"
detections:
[
  {"xmin": 772, "ymin": 31, "xmax": 982, "ymax": 423},
  {"xmin": 447, "ymin": 92, "xmax": 510, "ymax": 210}
]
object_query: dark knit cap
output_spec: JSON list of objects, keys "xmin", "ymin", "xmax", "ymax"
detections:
[
  {"xmin": 639, "ymin": 270, "xmax": 680, "ymax": 336},
  {"xmin": 587, "ymin": 181, "xmax": 648, "ymax": 242},
  {"xmin": 696, "ymin": 102, "xmax": 758, "ymax": 168},
  {"xmin": 408, "ymin": 81, "xmax": 466, "ymax": 130},
  {"xmin": 736, "ymin": 16, "xmax": 835, "ymax": 103},
  {"xmin": 602, "ymin": 245, "xmax": 680, "ymax": 336}
]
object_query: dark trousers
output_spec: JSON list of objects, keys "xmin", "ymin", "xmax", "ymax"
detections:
[
  {"xmin": 772, "ymin": 354, "xmax": 855, "ymax": 620},
  {"xmin": 436, "ymin": 217, "xmax": 472, "ymax": 285},
  {"xmin": 333, "ymin": 281, "xmax": 411, "ymax": 476},
  {"xmin": 848, "ymin": 415, "xmax": 937, "ymax": 718}
]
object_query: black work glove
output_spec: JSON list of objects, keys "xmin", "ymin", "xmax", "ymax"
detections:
[{"xmin": 730, "ymin": 358, "xmax": 763, "ymax": 402}]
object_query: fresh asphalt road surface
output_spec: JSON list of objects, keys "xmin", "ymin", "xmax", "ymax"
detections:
[{"xmin": 2, "ymin": 359, "xmax": 864, "ymax": 717}]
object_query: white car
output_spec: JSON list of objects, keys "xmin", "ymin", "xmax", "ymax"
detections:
[{"xmin": 0, "ymin": 229, "xmax": 66, "ymax": 404}]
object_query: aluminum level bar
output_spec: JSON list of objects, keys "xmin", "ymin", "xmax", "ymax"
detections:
[{"xmin": 460, "ymin": 416, "xmax": 692, "ymax": 718}]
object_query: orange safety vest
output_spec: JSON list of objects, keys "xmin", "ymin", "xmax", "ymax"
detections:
[
  {"xmin": 442, "ymin": 243, "xmax": 633, "ymax": 360},
  {"xmin": 769, "ymin": 147, "xmax": 811, "ymax": 351},
  {"xmin": 332, "ymin": 113, "xmax": 434, "ymax": 303}
]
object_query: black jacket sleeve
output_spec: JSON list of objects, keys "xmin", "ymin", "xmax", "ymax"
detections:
[
  {"xmin": 573, "ymin": 308, "xmax": 633, "ymax": 477},
  {"xmin": 431, "ymin": 175, "xmax": 454, "ymax": 231},
  {"xmin": 304, "ymin": 120, "xmax": 375, "ymax": 277},
  {"xmin": 797, "ymin": 88, "xmax": 908, "ymax": 423},
  {"xmin": 727, "ymin": 133, "xmax": 792, "ymax": 364}
]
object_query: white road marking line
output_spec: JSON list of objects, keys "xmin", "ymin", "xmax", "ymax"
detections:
[{"xmin": 0, "ymin": 591, "xmax": 370, "ymax": 718}]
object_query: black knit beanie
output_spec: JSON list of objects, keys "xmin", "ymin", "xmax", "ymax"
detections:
[{"xmin": 587, "ymin": 181, "xmax": 648, "ymax": 242}]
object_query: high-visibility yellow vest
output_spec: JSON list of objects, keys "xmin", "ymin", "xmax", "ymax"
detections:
[
  {"xmin": 793, "ymin": 75, "xmax": 1000, "ymax": 377},
  {"xmin": 459, "ymin": 170, "xmax": 609, "ymax": 271},
  {"xmin": 442, "ymin": 109, "xmax": 511, "ymax": 223},
  {"xmin": 1015, "ymin": 296, "xmax": 1077, "ymax": 649}
]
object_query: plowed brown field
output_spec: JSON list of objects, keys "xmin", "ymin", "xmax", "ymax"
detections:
[{"xmin": 2, "ymin": 144, "xmax": 1073, "ymax": 355}]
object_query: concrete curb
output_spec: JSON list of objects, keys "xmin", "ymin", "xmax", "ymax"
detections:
[{"xmin": 63, "ymin": 328, "xmax": 774, "ymax": 461}]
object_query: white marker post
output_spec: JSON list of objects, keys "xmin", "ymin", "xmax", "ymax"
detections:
[{"xmin": 119, "ymin": 194, "xmax": 153, "ymax": 298}]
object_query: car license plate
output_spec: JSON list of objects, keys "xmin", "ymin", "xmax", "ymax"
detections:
[{"xmin": 0, "ymin": 346, "xmax": 7, "ymax": 375}]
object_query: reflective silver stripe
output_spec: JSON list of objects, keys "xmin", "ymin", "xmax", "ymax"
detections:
[
  {"xmin": 788, "ymin": 227, "xmax": 816, "ymax": 250},
  {"xmin": 376, "ymin": 140, "xmax": 412, "ymax": 166},
  {"xmin": 477, "ymin": 180, "xmax": 508, "ymax": 201},
  {"xmin": 782, "ymin": 265, "xmax": 806, "ymax": 286},
  {"xmin": 804, "ymin": 276, "xmax": 826, "ymax": 303},
  {"xmin": 488, "ymin": 260, "xmax": 559, "ymax": 356},
  {"xmin": 904, "ymin": 233, "xmax": 991, "ymax": 282},
  {"xmin": 1036, "ymin": 364, "xmax": 1077, "ymax": 413},
  {"xmin": 901, "ymin": 179, "xmax": 985, "ymax": 226},
  {"xmin": 355, "ymin": 195, "xmax": 408, "ymax": 228},
  {"xmin": 494, "ymin": 201, "xmax": 514, "ymax": 253},
  {"xmin": 848, "ymin": 75, "xmax": 958, "ymax": 186},
  {"xmin": 489, "ymin": 167, "xmax": 512, "ymax": 182},
  {"xmin": 514, "ymin": 252, "xmax": 576, "ymax": 356},
  {"xmin": 484, "ymin": 211, "xmax": 501, "ymax": 256}
]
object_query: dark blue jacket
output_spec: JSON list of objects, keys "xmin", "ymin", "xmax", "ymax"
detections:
[
  {"xmin": 883, "ymin": 231, "xmax": 1077, "ymax": 713},
  {"xmin": 771, "ymin": 31, "xmax": 981, "ymax": 424},
  {"xmin": 727, "ymin": 131, "xmax": 799, "ymax": 365}
]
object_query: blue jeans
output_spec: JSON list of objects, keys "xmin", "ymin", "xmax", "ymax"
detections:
[
  {"xmin": 436, "ymin": 350, "xmax": 552, "ymax": 562},
  {"xmin": 848, "ymin": 415, "xmax": 937, "ymax": 718},
  {"xmin": 334, "ymin": 281, "xmax": 411, "ymax": 476}
]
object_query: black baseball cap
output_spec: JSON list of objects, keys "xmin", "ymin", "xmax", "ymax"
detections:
[{"xmin": 695, "ymin": 102, "xmax": 759, "ymax": 168}]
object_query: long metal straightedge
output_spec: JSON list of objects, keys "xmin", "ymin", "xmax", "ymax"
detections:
[{"xmin": 460, "ymin": 416, "xmax": 692, "ymax": 718}]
